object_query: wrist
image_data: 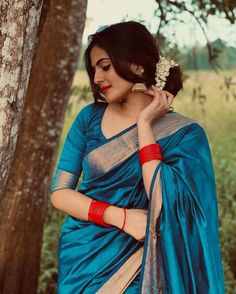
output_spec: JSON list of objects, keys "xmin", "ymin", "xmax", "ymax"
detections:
[
  {"xmin": 103, "ymin": 206, "xmax": 124, "ymax": 228},
  {"xmin": 88, "ymin": 200, "xmax": 112, "ymax": 227},
  {"xmin": 137, "ymin": 117, "xmax": 152, "ymax": 128},
  {"xmin": 137, "ymin": 119, "xmax": 156, "ymax": 148}
]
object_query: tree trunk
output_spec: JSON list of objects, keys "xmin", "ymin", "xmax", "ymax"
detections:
[
  {"xmin": 0, "ymin": 0, "xmax": 87, "ymax": 293},
  {"xmin": 0, "ymin": 0, "xmax": 43, "ymax": 199}
]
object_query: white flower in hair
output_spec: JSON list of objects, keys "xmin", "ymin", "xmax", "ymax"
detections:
[{"xmin": 155, "ymin": 56, "xmax": 178, "ymax": 91}]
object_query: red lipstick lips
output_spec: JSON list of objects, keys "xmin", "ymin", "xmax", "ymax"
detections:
[{"xmin": 100, "ymin": 86, "xmax": 111, "ymax": 94}]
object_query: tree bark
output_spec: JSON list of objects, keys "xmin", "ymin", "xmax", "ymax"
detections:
[
  {"xmin": 0, "ymin": 0, "xmax": 87, "ymax": 293},
  {"xmin": 0, "ymin": 0, "xmax": 43, "ymax": 199}
]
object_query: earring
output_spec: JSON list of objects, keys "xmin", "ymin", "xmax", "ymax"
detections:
[
  {"xmin": 131, "ymin": 69, "xmax": 147, "ymax": 92},
  {"xmin": 131, "ymin": 83, "xmax": 147, "ymax": 92},
  {"xmin": 169, "ymin": 106, "xmax": 174, "ymax": 112}
]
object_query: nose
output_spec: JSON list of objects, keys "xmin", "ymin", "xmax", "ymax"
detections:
[{"xmin": 94, "ymin": 69, "xmax": 104, "ymax": 85}]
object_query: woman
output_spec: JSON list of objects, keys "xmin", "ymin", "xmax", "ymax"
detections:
[{"xmin": 51, "ymin": 21, "xmax": 225, "ymax": 293}]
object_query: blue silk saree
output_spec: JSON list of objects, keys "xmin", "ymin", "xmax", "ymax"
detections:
[{"xmin": 51, "ymin": 102, "xmax": 225, "ymax": 293}]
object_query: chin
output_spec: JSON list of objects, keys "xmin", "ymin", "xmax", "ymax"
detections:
[{"xmin": 104, "ymin": 95, "xmax": 122, "ymax": 104}]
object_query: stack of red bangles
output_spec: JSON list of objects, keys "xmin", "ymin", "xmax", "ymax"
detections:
[
  {"xmin": 139, "ymin": 143, "xmax": 163, "ymax": 165},
  {"xmin": 88, "ymin": 200, "xmax": 126, "ymax": 230},
  {"xmin": 88, "ymin": 144, "xmax": 162, "ymax": 228},
  {"xmin": 88, "ymin": 200, "xmax": 112, "ymax": 227}
]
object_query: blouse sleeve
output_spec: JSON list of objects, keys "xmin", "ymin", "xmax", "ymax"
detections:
[{"xmin": 50, "ymin": 106, "xmax": 89, "ymax": 194}]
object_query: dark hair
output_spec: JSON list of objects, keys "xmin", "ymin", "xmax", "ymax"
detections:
[{"xmin": 84, "ymin": 21, "xmax": 183, "ymax": 102}]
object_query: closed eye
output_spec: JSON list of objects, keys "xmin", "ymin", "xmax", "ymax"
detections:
[{"xmin": 102, "ymin": 64, "xmax": 111, "ymax": 71}]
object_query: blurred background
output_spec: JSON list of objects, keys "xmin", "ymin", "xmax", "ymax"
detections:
[{"xmin": 39, "ymin": 1, "xmax": 236, "ymax": 293}]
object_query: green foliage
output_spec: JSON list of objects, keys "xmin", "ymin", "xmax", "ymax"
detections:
[
  {"xmin": 154, "ymin": 1, "xmax": 236, "ymax": 69},
  {"xmin": 155, "ymin": 1, "xmax": 236, "ymax": 25},
  {"xmin": 38, "ymin": 203, "xmax": 66, "ymax": 294},
  {"xmin": 183, "ymin": 40, "xmax": 236, "ymax": 70},
  {"xmin": 217, "ymin": 138, "xmax": 236, "ymax": 288},
  {"xmin": 77, "ymin": 43, "xmax": 87, "ymax": 70},
  {"xmin": 157, "ymin": 35, "xmax": 236, "ymax": 71},
  {"xmin": 213, "ymin": 130, "xmax": 236, "ymax": 293}
]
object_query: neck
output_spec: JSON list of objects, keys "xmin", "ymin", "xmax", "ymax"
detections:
[{"xmin": 114, "ymin": 92, "xmax": 152, "ymax": 120}]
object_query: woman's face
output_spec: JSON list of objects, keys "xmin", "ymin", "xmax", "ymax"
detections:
[{"xmin": 90, "ymin": 45, "xmax": 134, "ymax": 103}]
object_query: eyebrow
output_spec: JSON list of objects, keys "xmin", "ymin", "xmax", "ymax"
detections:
[{"xmin": 92, "ymin": 57, "xmax": 111, "ymax": 68}]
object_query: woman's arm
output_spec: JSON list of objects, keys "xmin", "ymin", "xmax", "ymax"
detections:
[
  {"xmin": 51, "ymin": 190, "xmax": 147, "ymax": 241},
  {"xmin": 137, "ymin": 120, "xmax": 161, "ymax": 199},
  {"xmin": 51, "ymin": 189, "xmax": 124, "ymax": 228},
  {"xmin": 137, "ymin": 86, "xmax": 174, "ymax": 199}
]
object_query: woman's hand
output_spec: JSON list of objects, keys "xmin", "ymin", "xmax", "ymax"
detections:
[
  {"xmin": 103, "ymin": 206, "xmax": 147, "ymax": 242},
  {"xmin": 123, "ymin": 209, "xmax": 148, "ymax": 242},
  {"xmin": 138, "ymin": 86, "xmax": 174, "ymax": 125}
]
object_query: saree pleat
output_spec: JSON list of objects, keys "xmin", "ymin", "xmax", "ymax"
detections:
[
  {"xmin": 140, "ymin": 123, "xmax": 225, "ymax": 293},
  {"xmin": 97, "ymin": 247, "xmax": 144, "ymax": 294},
  {"xmin": 141, "ymin": 167, "xmax": 163, "ymax": 294},
  {"xmin": 51, "ymin": 103, "xmax": 224, "ymax": 293}
]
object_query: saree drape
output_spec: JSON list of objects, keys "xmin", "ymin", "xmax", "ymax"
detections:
[{"xmin": 51, "ymin": 102, "xmax": 225, "ymax": 293}]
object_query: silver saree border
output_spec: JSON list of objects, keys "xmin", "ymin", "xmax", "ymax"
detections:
[
  {"xmin": 96, "ymin": 247, "xmax": 144, "ymax": 294},
  {"xmin": 85, "ymin": 112, "xmax": 197, "ymax": 177}
]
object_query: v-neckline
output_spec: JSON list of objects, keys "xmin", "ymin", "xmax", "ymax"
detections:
[{"xmin": 99, "ymin": 103, "xmax": 137, "ymax": 141}]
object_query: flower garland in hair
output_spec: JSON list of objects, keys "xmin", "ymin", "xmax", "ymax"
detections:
[{"xmin": 155, "ymin": 56, "xmax": 178, "ymax": 91}]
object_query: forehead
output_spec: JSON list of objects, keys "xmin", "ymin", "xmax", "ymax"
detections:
[{"xmin": 90, "ymin": 46, "xmax": 110, "ymax": 67}]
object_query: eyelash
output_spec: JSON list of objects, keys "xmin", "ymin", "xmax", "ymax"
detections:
[{"xmin": 102, "ymin": 64, "xmax": 111, "ymax": 71}]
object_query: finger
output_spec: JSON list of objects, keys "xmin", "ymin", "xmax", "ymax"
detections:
[
  {"xmin": 166, "ymin": 93, "xmax": 174, "ymax": 107},
  {"xmin": 161, "ymin": 91, "xmax": 168, "ymax": 100},
  {"xmin": 144, "ymin": 86, "xmax": 155, "ymax": 96},
  {"xmin": 153, "ymin": 87, "xmax": 169, "ymax": 103},
  {"xmin": 159, "ymin": 91, "xmax": 169, "ymax": 104},
  {"xmin": 159, "ymin": 91, "xmax": 172, "ymax": 113},
  {"xmin": 159, "ymin": 90, "xmax": 173, "ymax": 108},
  {"xmin": 150, "ymin": 86, "xmax": 165, "ymax": 102},
  {"xmin": 163, "ymin": 90, "xmax": 173, "ymax": 100},
  {"xmin": 151, "ymin": 85, "xmax": 162, "ymax": 96},
  {"xmin": 164, "ymin": 90, "xmax": 174, "ymax": 97},
  {"xmin": 166, "ymin": 94, "xmax": 173, "ymax": 106}
]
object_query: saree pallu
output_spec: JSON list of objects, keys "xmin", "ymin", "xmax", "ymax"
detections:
[{"xmin": 51, "ymin": 109, "xmax": 225, "ymax": 293}]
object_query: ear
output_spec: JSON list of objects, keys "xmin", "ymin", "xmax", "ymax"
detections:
[{"xmin": 130, "ymin": 64, "xmax": 144, "ymax": 76}]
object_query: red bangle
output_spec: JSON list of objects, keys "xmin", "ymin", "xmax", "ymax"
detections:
[
  {"xmin": 139, "ymin": 143, "xmax": 163, "ymax": 166},
  {"xmin": 120, "ymin": 208, "xmax": 126, "ymax": 231},
  {"xmin": 88, "ymin": 200, "xmax": 112, "ymax": 227}
]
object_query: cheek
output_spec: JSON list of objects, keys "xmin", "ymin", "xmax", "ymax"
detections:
[
  {"xmin": 120, "ymin": 82, "xmax": 133, "ymax": 93},
  {"xmin": 109, "ymin": 72, "xmax": 133, "ymax": 94},
  {"xmin": 115, "ymin": 78, "xmax": 133, "ymax": 89}
]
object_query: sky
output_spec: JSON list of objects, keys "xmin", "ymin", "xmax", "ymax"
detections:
[{"xmin": 83, "ymin": 0, "xmax": 236, "ymax": 48}]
